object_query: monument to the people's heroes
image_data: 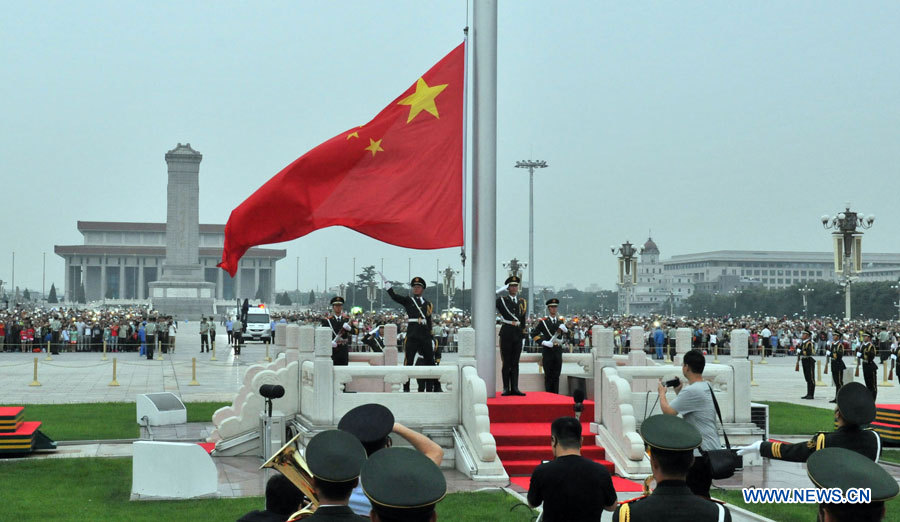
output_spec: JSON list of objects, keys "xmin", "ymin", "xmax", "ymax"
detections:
[{"xmin": 148, "ymin": 143, "xmax": 216, "ymax": 318}]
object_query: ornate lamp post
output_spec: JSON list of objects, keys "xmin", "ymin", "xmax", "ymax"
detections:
[
  {"xmin": 728, "ymin": 288, "xmax": 743, "ymax": 312},
  {"xmin": 822, "ymin": 203, "xmax": 874, "ymax": 320},
  {"xmin": 611, "ymin": 241, "xmax": 639, "ymax": 316},
  {"xmin": 798, "ymin": 285, "xmax": 814, "ymax": 318},
  {"xmin": 366, "ymin": 281, "xmax": 377, "ymax": 312},
  {"xmin": 442, "ymin": 267, "xmax": 458, "ymax": 309}
]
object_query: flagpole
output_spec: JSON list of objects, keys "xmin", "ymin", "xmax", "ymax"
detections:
[
  {"xmin": 472, "ymin": 0, "xmax": 498, "ymax": 394},
  {"xmin": 460, "ymin": 24, "xmax": 469, "ymax": 317}
]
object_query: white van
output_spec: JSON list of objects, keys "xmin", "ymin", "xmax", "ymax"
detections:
[{"xmin": 241, "ymin": 305, "xmax": 272, "ymax": 344}]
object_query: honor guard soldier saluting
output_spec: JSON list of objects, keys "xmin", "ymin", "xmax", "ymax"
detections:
[
  {"xmin": 531, "ymin": 298, "xmax": 566, "ymax": 394},
  {"xmin": 322, "ymin": 296, "xmax": 354, "ymax": 366},
  {"xmin": 613, "ymin": 415, "xmax": 731, "ymax": 521},
  {"xmin": 384, "ymin": 275, "xmax": 438, "ymax": 393},
  {"xmin": 361, "ymin": 325, "xmax": 385, "ymax": 353},
  {"xmin": 796, "ymin": 328, "xmax": 816, "ymax": 400},
  {"xmin": 738, "ymin": 382, "xmax": 881, "ymax": 463},
  {"xmin": 827, "ymin": 328, "xmax": 847, "ymax": 403},
  {"xmin": 859, "ymin": 331, "xmax": 879, "ymax": 400},
  {"xmin": 496, "ymin": 275, "xmax": 527, "ymax": 396}
]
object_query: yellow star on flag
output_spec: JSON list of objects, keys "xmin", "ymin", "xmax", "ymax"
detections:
[
  {"xmin": 346, "ymin": 131, "xmax": 359, "ymax": 139},
  {"xmin": 364, "ymin": 138, "xmax": 384, "ymax": 157},
  {"xmin": 398, "ymin": 77, "xmax": 448, "ymax": 123}
]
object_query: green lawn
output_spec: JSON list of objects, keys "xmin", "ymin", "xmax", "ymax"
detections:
[
  {"xmin": 713, "ymin": 488, "xmax": 900, "ymax": 522},
  {"xmin": 882, "ymin": 449, "xmax": 900, "ymax": 465},
  {"xmin": 760, "ymin": 401, "xmax": 835, "ymax": 435},
  {"xmin": 4, "ymin": 402, "xmax": 230, "ymax": 441},
  {"xmin": 0, "ymin": 458, "xmax": 535, "ymax": 521}
]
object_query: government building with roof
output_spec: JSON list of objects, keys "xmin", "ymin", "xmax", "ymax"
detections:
[{"xmin": 54, "ymin": 221, "xmax": 285, "ymax": 303}]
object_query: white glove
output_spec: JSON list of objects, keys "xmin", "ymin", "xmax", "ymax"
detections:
[
  {"xmin": 892, "ymin": 354, "xmax": 897, "ymax": 361},
  {"xmin": 496, "ymin": 284, "xmax": 509, "ymax": 295},
  {"xmin": 342, "ymin": 323, "xmax": 352, "ymax": 332},
  {"xmin": 737, "ymin": 440, "xmax": 762, "ymax": 456},
  {"xmin": 541, "ymin": 340, "xmax": 553, "ymax": 348},
  {"xmin": 558, "ymin": 324, "xmax": 568, "ymax": 334},
  {"xmin": 825, "ymin": 350, "xmax": 831, "ymax": 357},
  {"xmin": 369, "ymin": 327, "xmax": 379, "ymax": 336},
  {"xmin": 331, "ymin": 340, "xmax": 337, "ymax": 348},
  {"xmin": 857, "ymin": 352, "xmax": 862, "ymax": 358},
  {"xmin": 384, "ymin": 280, "xmax": 392, "ymax": 290}
]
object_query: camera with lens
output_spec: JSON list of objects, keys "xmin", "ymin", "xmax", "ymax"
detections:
[{"xmin": 665, "ymin": 378, "xmax": 681, "ymax": 388}]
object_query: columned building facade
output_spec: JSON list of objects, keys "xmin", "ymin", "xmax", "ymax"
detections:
[{"xmin": 55, "ymin": 221, "xmax": 285, "ymax": 303}]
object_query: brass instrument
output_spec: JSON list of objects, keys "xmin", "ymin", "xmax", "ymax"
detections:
[{"xmin": 260, "ymin": 433, "xmax": 319, "ymax": 520}]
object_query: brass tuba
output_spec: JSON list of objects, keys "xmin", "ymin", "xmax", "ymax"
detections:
[{"xmin": 260, "ymin": 433, "xmax": 319, "ymax": 520}]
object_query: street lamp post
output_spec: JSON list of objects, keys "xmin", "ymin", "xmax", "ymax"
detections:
[
  {"xmin": 822, "ymin": 203, "xmax": 874, "ymax": 320},
  {"xmin": 891, "ymin": 279, "xmax": 900, "ymax": 321},
  {"xmin": 729, "ymin": 288, "xmax": 743, "ymax": 312},
  {"xmin": 611, "ymin": 241, "xmax": 640, "ymax": 316},
  {"xmin": 442, "ymin": 267, "xmax": 458, "ymax": 309},
  {"xmin": 515, "ymin": 159, "xmax": 548, "ymax": 322},
  {"xmin": 366, "ymin": 281, "xmax": 377, "ymax": 312},
  {"xmin": 798, "ymin": 285, "xmax": 814, "ymax": 318}
]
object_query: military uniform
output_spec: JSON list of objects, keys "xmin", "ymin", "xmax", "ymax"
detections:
[
  {"xmin": 496, "ymin": 275, "xmax": 527, "ymax": 396},
  {"xmin": 361, "ymin": 327, "xmax": 384, "ymax": 353},
  {"xmin": 322, "ymin": 297, "xmax": 354, "ymax": 366},
  {"xmin": 531, "ymin": 299, "xmax": 565, "ymax": 394},
  {"xmin": 387, "ymin": 277, "xmax": 437, "ymax": 392},
  {"xmin": 827, "ymin": 332, "xmax": 846, "ymax": 402},
  {"xmin": 758, "ymin": 382, "xmax": 881, "ymax": 462},
  {"xmin": 798, "ymin": 331, "xmax": 815, "ymax": 399},
  {"xmin": 613, "ymin": 415, "xmax": 731, "ymax": 522},
  {"xmin": 859, "ymin": 333, "xmax": 878, "ymax": 400}
]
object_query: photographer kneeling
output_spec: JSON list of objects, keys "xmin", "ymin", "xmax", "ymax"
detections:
[{"xmin": 657, "ymin": 349, "xmax": 721, "ymax": 498}]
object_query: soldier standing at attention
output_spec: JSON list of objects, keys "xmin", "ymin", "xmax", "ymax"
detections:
[
  {"xmin": 496, "ymin": 275, "xmax": 527, "ymax": 396},
  {"xmin": 827, "ymin": 328, "xmax": 846, "ymax": 403},
  {"xmin": 797, "ymin": 329, "xmax": 816, "ymax": 400},
  {"xmin": 322, "ymin": 296, "xmax": 353, "ymax": 366},
  {"xmin": 859, "ymin": 331, "xmax": 879, "ymax": 400},
  {"xmin": 384, "ymin": 275, "xmax": 437, "ymax": 392},
  {"xmin": 531, "ymin": 298, "xmax": 566, "ymax": 394}
]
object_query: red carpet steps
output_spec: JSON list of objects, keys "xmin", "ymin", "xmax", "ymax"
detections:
[
  {"xmin": 0, "ymin": 406, "xmax": 57, "ymax": 455},
  {"xmin": 487, "ymin": 392, "xmax": 642, "ymax": 492}
]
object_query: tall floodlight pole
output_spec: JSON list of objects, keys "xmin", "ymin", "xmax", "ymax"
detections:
[
  {"xmin": 822, "ymin": 203, "xmax": 874, "ymax": 320},
  {"xmin": 729, "ymin": 288, "xmax": 743, "ymax": 312},
  {"xmin": 611, "ymin": 242, "xmax": 639, "ymax": 316},
  {"xmin": 472, "ymin": 0, "xmax": 498, "ymax": 393},
  {"xmin": 515, "ymin": 160, "xmax": 548, "ymax": 322},
  {"xmin": 296, "ymin": 257, "xmax": 299, "ymax": 292}
]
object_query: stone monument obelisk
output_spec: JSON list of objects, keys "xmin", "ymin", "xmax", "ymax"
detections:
[{"xmin": 149, "ymin": 143, "xmax": 215, "ymax": 318}]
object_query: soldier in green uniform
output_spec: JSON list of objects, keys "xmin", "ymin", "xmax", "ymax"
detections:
[
  {"xmin": 612, "ymin": 415, "xmax": 731, "ymax": 521},
  {"xmin": 859, "ymin": 331, "xmax": 879, "ymax": 400},
  {"xmin": 807, "ymin": 447, "xmax": 898, "ymax": 522},
  {"xmin": 738, "ymin": 382, "xmax": 881, "ymax": 462},
  {"xmin": 827, "ymin": 328, "xmax": 847, "ymax": 403},
  {"xmin": 797, "ymin": 329, "xmax": 816, "ymax": 400}
]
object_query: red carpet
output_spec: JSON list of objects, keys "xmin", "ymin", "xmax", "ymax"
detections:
[
  {"xmin": 489, "ymin": 392, "xmax": 642, "ymax": 492},
  {"xmin": 197, "ymin": 442, "xmax": 216, "ymax": 454}
]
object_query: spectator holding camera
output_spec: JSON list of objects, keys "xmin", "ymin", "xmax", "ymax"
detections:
[{"xmin": 657, "ymin": 349, "xmax": 721, "ymax": 498}]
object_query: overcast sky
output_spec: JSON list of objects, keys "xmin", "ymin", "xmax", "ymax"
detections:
[{"xmin": 2, "ymin": 1, "xmax": 899, "ymax": 295}]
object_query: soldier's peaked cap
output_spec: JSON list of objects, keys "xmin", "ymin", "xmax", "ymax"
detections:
[
  {"xmin": 807, "ymin": 448, "xmax": 899, "ymax": 501},
  {"xmin": 305, "ymin": 429, "xmax": 366, "ymax": 483},
  {"xmin": 836, "ymin": 382, "xmax": 875, "ymax": 426},
  {"xmin": 330, "ymin": 296, "xmax": 345, "ymax": 305},
  {"xmin": 410, "ymin": 277, "xmax": 426, "ymax": 288},
  {"xmin": 546, "ymin": 298, "xmax": 559, "ymax": 307},
  {"xmin": 361, "ymin": 447, "xmax": 446, "ymax": 520},
  {"xmin": 640, "ymin": 414, "xmax": 701, "ymax": 452},
  {"xmin": 338, "ymin": 403, "xmax": 394, "ymax": 444},
  {"xmin": 504, "ymin": 275, "xmax": 521, "ymax": 286}
]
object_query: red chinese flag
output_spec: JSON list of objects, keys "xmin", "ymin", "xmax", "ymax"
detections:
[{"xmin": 218, "ymin": 43, "xmax": 465, "ymax": 276}]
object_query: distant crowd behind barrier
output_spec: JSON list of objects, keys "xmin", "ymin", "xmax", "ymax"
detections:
[{"xmin": 3, "ymin": 304, "xmax": 899, "ymax": 361}]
